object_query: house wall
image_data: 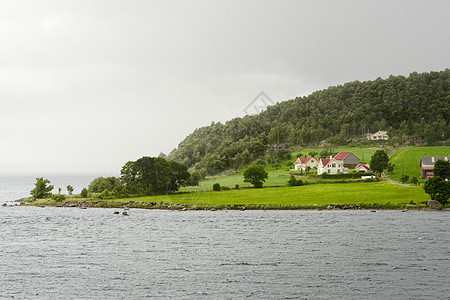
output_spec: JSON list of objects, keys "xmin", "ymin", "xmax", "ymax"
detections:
[{"xmin": 342, "ymin": 153, "xmax": 360, "ymax": 169}]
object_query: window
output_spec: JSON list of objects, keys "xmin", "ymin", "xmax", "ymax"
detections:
[
  {"xmin": 328, "ymin": 169, "xmax": 331, "ymax": 174},
  {"xmin": 332, "ymin": 163, "xmax": 336, "ymax": 168}
]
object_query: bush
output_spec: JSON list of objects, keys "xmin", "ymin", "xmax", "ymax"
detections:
[
  {"xmin": 235, "ymin": 184, "xmax": 240, "ymax": 189},
  {"xmin": 97, "ymin": 189, "xmax": 111, "ymax": 199},
  {"xmin": 287, "ymin": 175, "xmax": 303, "ymax": 186},
  {"xmin": 400, "ymin": 174, "xmax": 410, "ymax": 184},
  {"xmin": 51, "ymin": 194, "xmax": 66, "ymax": 202},
  {"xmin": 212, "ymin": 183, "xmax": 221, "ymax": 191},
  {"xmin": 321, "ymin": 172, "xmax": 367, "ymax": 180},
  {"xmin": 80, "ymin": 188, "xmax": 88, "ymax": 198},
  {"xmin": 220, "ymin": 186, "xmax": 230, "ymax": 191}
]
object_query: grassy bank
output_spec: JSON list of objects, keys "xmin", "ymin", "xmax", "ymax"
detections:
[{"xmin": 25, "ymin": 181, "xmax": 433, "ymax": 210}]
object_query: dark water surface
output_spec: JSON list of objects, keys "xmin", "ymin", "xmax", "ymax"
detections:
[{"xmin": 0, "ymin": 208, "xmax": 448, "ymax": 299}]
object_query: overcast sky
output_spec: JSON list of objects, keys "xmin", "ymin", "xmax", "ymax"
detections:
[{"xmin": 0, "ymin": 0, "xmax": 449, "ymax": 175}]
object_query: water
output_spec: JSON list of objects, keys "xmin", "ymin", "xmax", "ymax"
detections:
[
  {"xmin": 0, "ymin": 208, "xmax": 448, "ymax": 299},
  {"xmin": 0, "ymin": 175, "xmax": 104, "ymax": 203}
]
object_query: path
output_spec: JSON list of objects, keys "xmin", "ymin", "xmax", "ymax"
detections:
[{"xmin": 383, "ymin": 146, "xmax": 414, "ymax": 186}]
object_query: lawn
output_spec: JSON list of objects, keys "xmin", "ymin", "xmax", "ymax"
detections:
[
  {"xmin": 388, "ymin": 146, "xmax": 450, "ymax": 182},
  {"xmin": 118, "ymin": 181, "xmax": 428, "ymax": 207}
]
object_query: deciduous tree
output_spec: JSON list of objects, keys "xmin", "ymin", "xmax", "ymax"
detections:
[{"xmin": 243, "ymin": 165, "xmax": 268, "ymax": 188}]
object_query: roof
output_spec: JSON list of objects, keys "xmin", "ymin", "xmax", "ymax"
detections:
[
  {"xmin": 334, "ymin": 152, "xmax": 351, "ymax": 160},
  {"xmin": 297, "ymin": 157, "xmax": 318, "ymax": 164},
  {"xmin": 320, "ymin": 158, "xmax": 332, "ymax": 167},
  {"xmin": 356, "ymin": 163, "xmax": 370, "ymax": 171},
  {"xmin": 421, "ymin": 157, "xmax": 449, "ymax": 167}
]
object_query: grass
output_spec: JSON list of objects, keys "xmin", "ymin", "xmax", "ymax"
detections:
[
  {"xmin": 388, "ymin": 146, "xmax": 450, "ymax": 182},
  {"xmin": 110, "ymin": 181, "xmax": 428, "ymax": 208}
]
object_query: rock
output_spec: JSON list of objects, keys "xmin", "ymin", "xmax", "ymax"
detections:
[
  {"xmin": 113, "ymin": 211, "xmax": 120, "ymax": 215},
  {"xmin": 2, "ymin": 203, "xmax": 7, "ymax": 206},
  {"xmin": 427, "ymin": 200, "xmax": 442, "ymax": 210},
  {"xmin": 122, "ymin": 211, "xmax": 129, "ymax": 216}
]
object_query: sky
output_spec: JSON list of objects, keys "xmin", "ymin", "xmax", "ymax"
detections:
[{"xmin": 0, "ymin": 0, "xmax": 449, "ymax": 175}]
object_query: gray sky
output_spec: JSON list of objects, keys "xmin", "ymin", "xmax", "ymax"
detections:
[{"xmin": 1, "ymin": 0, "xmax": 449, "ymax": 175}]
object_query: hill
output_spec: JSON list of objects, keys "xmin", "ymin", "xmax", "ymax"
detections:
[{"xmin": 169, "ymin": 70, "xmax": 450, "ymax": 176}]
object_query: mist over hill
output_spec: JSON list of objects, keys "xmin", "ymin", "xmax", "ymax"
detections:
[{"xmin": 168, "ymin": 70, "xmax": 449, "ymax": 175}]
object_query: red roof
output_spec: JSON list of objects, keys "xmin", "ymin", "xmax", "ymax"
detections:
[
  {"xmin": 320, "ymin": 158, "xmax": 332, "ymax": 167},
  {"xmin": 334, "ymin": 152, "xmax": 351, "ymax": 160},
  {"xmin": 356, "ymin": 163, "xmax": 370, "ymax": 171},
  {"xmin": 298, "ymin": 157, "xmax": 318, "ymax": 164}
]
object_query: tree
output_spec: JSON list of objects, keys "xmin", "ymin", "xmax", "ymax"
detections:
[
  {"xmin": 370, "ymin": 150, "xmax": 389, "ymax": 175},
  {"xmin": 423, "ymin": 160, "xmax": 450, "ymax": 204},
  {"xmin": 120, "ymin": 156, "xmax": 190, "ymax": 195},
  {"xmin": 30, "ymin": 177, "xmax": 54, "ymax": 199},
  {"xmin": 67, "ymin": 185, "xmax": 74, "ymax": 195},
  {"xmin": 434, "ymin": 160, "xmax": 450, "ymax": 180},
  {"xmin": 80, "ymin": 188, "xmax": 88, "ymax": 198},
  {"xmin": 243, "ymin": 165, "xmax": 268, "ymax": 188},
  {"xmin": 88, "ymin": 177, "xmax": 118, "ymax": 193},
  {"xmin": 424, "ymin": 177, "xmax": 450, "ymax": 204}
]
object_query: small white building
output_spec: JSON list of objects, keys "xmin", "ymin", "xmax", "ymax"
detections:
[
  {"xmin": 367, "ymin": 130, "xmax": 389, "ymax": 141},
  {"xmin": 317, "ymin": 158, "xmax": 348, "ymax": 175},
  {"xmin": 355, "ymin": 163, "xmax": 371, "ymax": 173},
  {"xmin": 293, "ymin": 157, "xmax": 319, "ymax": 171}
]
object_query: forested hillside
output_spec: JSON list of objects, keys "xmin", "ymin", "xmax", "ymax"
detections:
[{"xmin": 168, "ymin": 70, "xmax": 450, "ymax": 176}]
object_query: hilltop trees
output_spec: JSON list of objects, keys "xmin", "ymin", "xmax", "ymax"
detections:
[{"xmin": 168, "ymin": 70, "xmax": 450, "ymax": 174}]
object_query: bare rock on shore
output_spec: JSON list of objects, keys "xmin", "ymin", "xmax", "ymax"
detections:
[{"xmin": 427, "ymin": 200, "xmax": 442, "ymax": 210}]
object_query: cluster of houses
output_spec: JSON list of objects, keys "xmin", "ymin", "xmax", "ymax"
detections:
[{"xmin": 293, "ymin": 152, "xmax": 371, "ymax": 175}]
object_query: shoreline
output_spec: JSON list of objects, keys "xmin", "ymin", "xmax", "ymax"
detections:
[{"xmin": 16, "ymin": 199, "xmax": 448, "ymax": 211}]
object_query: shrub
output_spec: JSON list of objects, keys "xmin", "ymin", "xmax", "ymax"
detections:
[
  {"xmin": 287, "ymin": 175, "xmax": 303, "ymax": 186},
  {"xmin": 212, "ymin": 183, "xmax": 221, "ymax": 191},
  {"xmin": 51, "ymin": 194, "xmax": 66, "ymax": 202},
  {"xmin": 235, "ymin": 184, "xmax": 240, "ymax": 189},
  {"xmin": 80, "ymin": 188, "xmax": 88, "ymax": 198},
  {"xmin": 220, "ymin": 186, "xmax": 230, "ymax": 191}
]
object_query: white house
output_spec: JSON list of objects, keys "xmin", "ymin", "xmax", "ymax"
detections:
[
  {"xmin": 355, "ymin": 163, "xmax": 371, "ymax": 173},
  {"xmin": 317, "ymin": 158, "xmax": 348, "ymax": 175},
  {"xmin": 293, "ymin": 157, "xmax": 319, "ymax": 171},
  {"xmin": 366, "ymin": 130, "xmax": 389, "ymax": 141}
]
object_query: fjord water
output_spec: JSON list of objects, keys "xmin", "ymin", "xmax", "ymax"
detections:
[
  {"xmin": 0, "ymin": 208, "xmax": 448, "ymax": 299},
  {"xmin": 0, "ymin": 175, "xmax": 100, "ymax": 204}
]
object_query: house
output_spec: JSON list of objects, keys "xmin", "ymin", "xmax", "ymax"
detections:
[
  {"xmin": 334, "ymin": 152, "xmax": 361, "ymax": 169},
  {"xmin": 356, "ymin": 163, "xmax": 371, "ymax": 173},
  {"xmin": 293, "ymin": 157, "xmax": 319, "ymax": 171},
  {"xmin": 367, "ymin": 131, "xmax": 389, "ymax": 141},
  {"xmin": 269, "ymin": 143, "xmax": 287, "ymax": 151},
  {"xmin": 317, "ymin": 158, "xmax": 348, "ymax": 175},
  {"xmin": 420, "ymin": 157, "xmax": 449, "ymax": 179}
]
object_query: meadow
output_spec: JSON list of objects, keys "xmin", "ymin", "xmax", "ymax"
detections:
[
  {"xmin": 388, "ymin": 146, "xmax": 450, "ymax": 182},
  {"xmin": 107, "ymin": 181, "xmax": 428, "ymax": 208}
]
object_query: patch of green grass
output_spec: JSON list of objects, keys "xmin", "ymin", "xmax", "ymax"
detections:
[
  {"xmin": 121, "ymin": 181, "xmax": 428, "ymax": 207},
  {"xmin": 389, "ymin": 146, "xmax": 450, "ymax": 182}
]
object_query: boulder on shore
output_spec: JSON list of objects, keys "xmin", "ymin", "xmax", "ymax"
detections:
[{"xmin": 427, "ymin": 200, "xmax": 442, "ymax": 210}]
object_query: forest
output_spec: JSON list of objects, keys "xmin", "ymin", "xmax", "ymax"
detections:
[{"xmin": 168, "ymin": 70, "xmax": 450, "ymax": 177}]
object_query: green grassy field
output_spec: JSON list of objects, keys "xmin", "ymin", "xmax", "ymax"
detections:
[
  {"xmin": 388, "ymin": 146, "xmax": 450, "ymax": 182},
  {"xmin": 115, "ymin": 181, "xmax": 428, "ymax": 207}
]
